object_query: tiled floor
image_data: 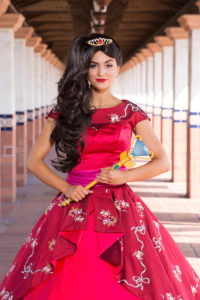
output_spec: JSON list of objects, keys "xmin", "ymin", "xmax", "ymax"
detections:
[{"xmin": 0, "ymin": 150, "xmax": 200, "ymax": 282}]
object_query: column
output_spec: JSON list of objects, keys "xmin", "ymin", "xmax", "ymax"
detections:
[
  {"xmin": 26, "ymin": 36, "xmax": 40, "ymax": 154},
  {"xmin": 0, "ymin": 13, "xmax": 24, "ymax": 202},
  {"xmin": 122, "ymin": 62, "xmax": 134, "ymax": 101},
  {"xmin": 155, "ymin": 36, "xmax": 173, "ymax": 171},
  {"xmin": 0, "ymin": 0, "xmax": 11, "ymax": 206},
  {"xmin": 40, "ymin": 44, "xmax": 48, "ymax": 128},
  {"xmin": 165, "ymin": 27, "xmax": 189, "ymax": 183},
  {"xmin": 33, "ymin": 38, "xmax": 42, "ymax": 140},
  {"xmin": 118, "ymin": 62, "xmax": 129, "ymax": 99},
  {"xmin": 178, "ymin": 13, "xmax": 200, "ymax": 198},
  {"xmin": 147, "ymin": 43, "xmax": 162, "ymax": 140},
  {"xmin": 136, "ymin": 53, "xmax": 146, "ymax": 110},
  {"xmin": 140, "ymin": 48, "xmax": 153, "ymax": 123},
  {"xmin": 14, "ymin": 27, "xmax": 33, "ymax": 186}
]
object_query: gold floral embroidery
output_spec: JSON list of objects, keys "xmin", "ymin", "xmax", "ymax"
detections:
[
  {"xmin": 114, "ymin": 199, "xmax": 129, "ymax": 212},
  {"xmin": 48, "ymin": 239, "xmax": 56, "ymax": 251},
  {"xmin": 98, "ymin": 209, "xmax": 117, "ymax": 227},
  {"xmin": 68, "ymin": 207, "xmax": 86, "ymax": 222}
]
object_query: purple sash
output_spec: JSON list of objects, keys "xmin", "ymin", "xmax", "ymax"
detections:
[{"xmin": 66, "ymin": 166, "xmax": 126, "ymax": 187}]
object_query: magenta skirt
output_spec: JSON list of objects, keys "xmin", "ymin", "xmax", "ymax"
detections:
[{"xmin": 23, "ymin": 197, "xmax": 140, "ymax": 300}]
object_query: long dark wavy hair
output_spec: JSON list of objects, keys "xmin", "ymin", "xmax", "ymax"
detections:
[{"xmin": 50, "ymin": 33, "xmax": 123, "ymax": 173}]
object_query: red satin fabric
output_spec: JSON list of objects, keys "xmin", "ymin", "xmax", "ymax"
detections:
[{"xmin": 45, "ymin": 99, "xmax": 151, "ymax": 171}]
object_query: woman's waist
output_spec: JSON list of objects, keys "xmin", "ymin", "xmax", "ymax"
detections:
[{"xmin": 66, "ymin": 167, "xmax": 126, "ymax": 188}]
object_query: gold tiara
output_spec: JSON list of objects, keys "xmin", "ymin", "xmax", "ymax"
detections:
[{"xmin": 87, "ymin": 37, "xmax": 113, "ymax": 46}]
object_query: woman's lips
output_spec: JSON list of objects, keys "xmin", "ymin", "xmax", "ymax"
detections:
[{"xmin": 96, "ymin": 79, "xmax": 107, "ymax": 82}]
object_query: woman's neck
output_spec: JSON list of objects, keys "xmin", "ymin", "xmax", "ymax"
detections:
[{"xmin": 90, "ymin": 89, "xmax": 118, "ymax": 109}]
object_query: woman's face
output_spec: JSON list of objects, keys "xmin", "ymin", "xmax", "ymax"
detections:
[{"xmin": 88, "ymin": 50, "xmax": 120, "ymax": 91}]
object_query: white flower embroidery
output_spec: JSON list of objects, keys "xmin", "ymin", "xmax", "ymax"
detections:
[
  {"xmin": 118, "ymin": 220, "xmax": 150, "ymax": 291},
  {"xmin": 31, "ymin": 238, "xmax": 38, "ymax": 248},
  {"xmin": 57, "ymin": 193, "xmax": 67, "ymax": 207},
  {"xmin": 21, "ymin": 219, "xmax": 51, "ymax": 280},
  {"xmin": 48, "ymin": 239, "xmax": 56, "ymax": 251},
  {"xmin": 105, "ymin": 101, "xmax": 149, "ymax": 125},
  {"xmin": 6, "ymin": 263, "xmax": 16, "ymax": 277},
  {"xmin": 152, "ymin": 220, "xmax": 164, "ymax": 252},
  {"xmin": 161, "ymin": 293, "xmax": 183, "ymax": 300},
  {"xmin": 0, "ymin": 287, "xmax": 13, "ymax": 299},
  {"xmin": 109, "ymin": 113, "xmax": 120, "ymax": 123},
  {"xmin": 114, "ymin": 199, "xmax": 129, "ymax": 212},
  {"xmin": 98, "ymin": 209, "xmax": 117, "ymax": 227},
  {"xmin": 133, "ymin": 250, "xmax": 144, "ymax": 260},
  {"xmin": 191, "ymin": 270, "xmax": 200, "ymax": 295},
  {"xmin": 136, "ymin": 201, "xmax": 144, "ymax": 217},
  {"xmin": 23, "ymin": 233, "xmax": 33, "ymax": 248},
  {"xmin": 68, "ymin": 207, "xmax": 86, "ymax": 222},
  {"xmin": 42, "ymin": 264, "xmax": 53, "ymax": 274},
  {"xmin": 191, "ymin": 285, "xmax": 197, "ymax": 295},
  {"xmin": 172, "ymin": 265, "xmax": 182, "ymax": 282}
]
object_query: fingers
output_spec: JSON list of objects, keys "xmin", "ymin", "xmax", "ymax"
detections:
[{"xmin": 70, "ymin": 186, "xmax": 94, "ymax": 202}]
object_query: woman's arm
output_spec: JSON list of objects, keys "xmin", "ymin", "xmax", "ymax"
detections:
[
  {"xmin": 27, "ymin": 117, "xmax": 70, "ymax": 194},
  {"xmin": 125, "ymin": 119, "xmax": 170, "ymax": 182}
]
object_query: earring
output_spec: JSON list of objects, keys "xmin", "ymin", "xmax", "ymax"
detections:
[
  {"xmin": 88, "ymin": 80, "xmax": 91, "ymax": 88},
  {"xmin": 115, "ymin": 72, "xmax": 119, "ymax": 76}
]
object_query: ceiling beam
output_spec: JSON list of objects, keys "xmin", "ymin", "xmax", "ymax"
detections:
[
  {"xmin": 28, "ymin": 13, "xmax": 73, "ymax": 23},
  {"xmin": 36, "ymin": 23, "xmax": 74, "ymax": 31},
  {"xmin": 126, "ymin": 0, "xmax": 197, "ymax": 62},
  {"xmin": 126, "ymin": 0, "xmax": 179, "ymax": 12},
  {"xmin": 118, "ymin": 23, "xmax": 158, "ymax": 30},
  {"xmin": 120, "ymin": 12, "xmax": 170, "ymax": 23},
  {"xmin": 17, "ymin": 1, "xmax": 70, "ymax": 12}
]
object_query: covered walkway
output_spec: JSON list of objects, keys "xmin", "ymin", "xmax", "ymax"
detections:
[{"xmin": 0, "ymin": 0, "xmax": 200, "ymax": 284}]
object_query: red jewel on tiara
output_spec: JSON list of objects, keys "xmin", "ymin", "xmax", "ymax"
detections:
[
  {"xmin": 87, "ymin": 37, "xmax": 113, "ymax": 46},
  {"xmin": 98, "ymin": 38, "xmax": 103, "ymax": 45}
]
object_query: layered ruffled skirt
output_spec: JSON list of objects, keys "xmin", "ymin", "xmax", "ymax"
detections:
[{"xmin": 0, "ymin": 169, "xmax": 200, "ymax": 300}]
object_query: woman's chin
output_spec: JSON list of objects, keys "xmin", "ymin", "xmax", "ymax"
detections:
[{"xmin": 92, "ymin": 84, "xmax": 110, "ymax": 91}]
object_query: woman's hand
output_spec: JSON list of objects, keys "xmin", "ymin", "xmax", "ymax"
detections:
[
  {"xmin": 95, "ymin": 167, "xmax": 127, "ymax": 185},
  {"xmin": 64, "ymin": 184, "xmax": 94, "ymax": 202}
]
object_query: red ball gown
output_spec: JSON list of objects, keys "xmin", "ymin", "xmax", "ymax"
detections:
[{"xmin": 0, "ymin": 99, "xmax": 200, "ymax": 300}]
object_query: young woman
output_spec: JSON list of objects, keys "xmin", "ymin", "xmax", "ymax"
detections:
[{"xmin": 0, "ymin": 33, "xmax": 199, "ymax": 300}]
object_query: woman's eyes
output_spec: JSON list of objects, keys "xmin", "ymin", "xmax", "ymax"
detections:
[{"xmin": 89, "ymin": 64, "xmax": 113, "ymax": 68}]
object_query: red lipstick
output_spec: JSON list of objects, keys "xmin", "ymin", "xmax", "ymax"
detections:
[{"xmin": 96, "ymin": 79, "xmax": 107, "ymax": 82}]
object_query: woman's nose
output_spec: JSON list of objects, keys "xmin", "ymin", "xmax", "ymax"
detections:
[{"xmin": 98, "ymin": 67, "xmax": 105, "ymax": 76}]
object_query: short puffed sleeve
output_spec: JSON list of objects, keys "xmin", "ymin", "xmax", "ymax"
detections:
[
  {"xmin": 127, "ymin": 102, "xmax": 151, "ymax": 129},
  {"xmin": 45, "ymin": 106, "xmax": 60, "ymax": 120}
]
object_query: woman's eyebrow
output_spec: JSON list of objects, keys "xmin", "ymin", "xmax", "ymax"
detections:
[{"xmin": 90, "ymin": 59, "xmax": 114, "ymax": 64}]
